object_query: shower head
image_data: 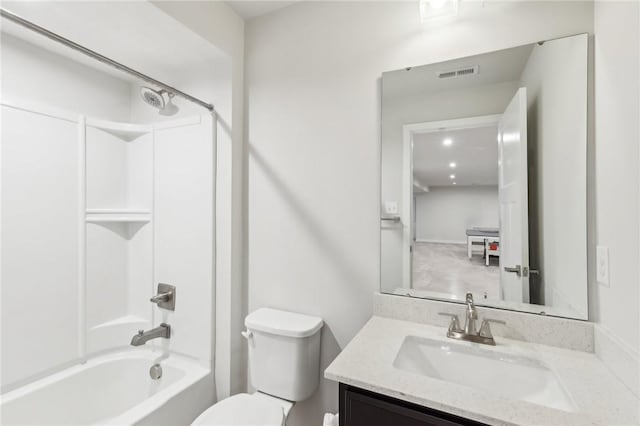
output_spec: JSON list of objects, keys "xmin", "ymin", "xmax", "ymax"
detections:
[
  {"xmin": 140, "ymin": 86, "xmax": 179, "ymax": 116},
  {"xmin": 140, "ymin": 87, "xmax": 165, "ymax": 109}
]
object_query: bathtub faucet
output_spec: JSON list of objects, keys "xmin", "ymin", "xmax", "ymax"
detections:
[{"xmin": 130, "ymin": 323, "xmax": 171, "ymax": 346}]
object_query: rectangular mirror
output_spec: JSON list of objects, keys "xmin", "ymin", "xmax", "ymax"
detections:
[{"xmin": 380, "ymin": 33, "xmax": 588, "ymax": 320}]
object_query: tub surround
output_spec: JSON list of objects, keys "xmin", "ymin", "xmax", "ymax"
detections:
[
  {"xmin": 325, "ymin": 316, "xmax": 639, "ymax": 426},
  {"xmin": 373, "ymin": 293, "xmax": 594, "ymax": 352}
]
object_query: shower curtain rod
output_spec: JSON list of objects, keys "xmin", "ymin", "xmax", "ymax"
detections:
[{"xmin": 0, "ymin": 8, "xmax": 215, "ymax": 112}]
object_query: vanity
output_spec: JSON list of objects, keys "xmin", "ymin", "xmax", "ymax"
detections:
[
  {"xmin": 325, "ymin": 294, "xmax": 639, "ymax": 426},
  {"xmin": 326, "ymin": 31, "xmax": 638, "ymax": 426},
  {"xmin": 339, "ymin": 383, "xmax": 484, "ymax": 426}
]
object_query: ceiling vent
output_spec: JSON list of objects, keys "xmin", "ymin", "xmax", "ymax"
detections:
[{"xmin": 437, "ymin": 65, "xmax": 479, "ymax": 79}]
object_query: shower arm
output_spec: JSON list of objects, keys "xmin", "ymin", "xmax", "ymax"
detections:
[{"xmin": 0, "ymin": 7, "xmax": 215, "ymax": 113}]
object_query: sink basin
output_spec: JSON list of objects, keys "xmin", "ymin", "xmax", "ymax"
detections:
[{"xmin": 393, "ymin": 336, "xmax": 576, "ymax": 412}]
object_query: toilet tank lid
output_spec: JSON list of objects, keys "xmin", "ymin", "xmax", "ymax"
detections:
[{"xmin": 245, "ymin": 308, "xmax": 323, "ymax": 338}]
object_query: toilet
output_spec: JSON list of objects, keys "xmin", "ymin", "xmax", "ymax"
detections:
[{"xmin": 192, "ymin": 308, "xmax": 324, "ymax": 426}]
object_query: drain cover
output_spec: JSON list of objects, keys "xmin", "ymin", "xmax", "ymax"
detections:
[{"xmin": 150, "ymin": 363, "xmax": 163, "ymax": 380}]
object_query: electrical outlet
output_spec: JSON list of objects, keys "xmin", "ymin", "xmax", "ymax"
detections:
[
  {"xmin": 384, "ymin": 201, "xmax": 398, "ymax": 215},
  {"xmin": 597, "ymin": 245, "xmax": 609, "ymax": 287}
]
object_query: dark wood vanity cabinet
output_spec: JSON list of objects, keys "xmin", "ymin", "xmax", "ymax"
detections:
[{"xmin": 339, "ymin": 383, "xmax": 487, "ymax": 426}]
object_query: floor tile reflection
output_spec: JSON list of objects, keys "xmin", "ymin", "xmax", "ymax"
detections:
[{"xmin": 412, "ymin": 242, "xmax": 500, "ymax": 301}]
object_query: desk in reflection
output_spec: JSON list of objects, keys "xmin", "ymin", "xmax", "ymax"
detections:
[{"xmin": 466, "ymin": 228, "xmax": 500, "ymax": 266}]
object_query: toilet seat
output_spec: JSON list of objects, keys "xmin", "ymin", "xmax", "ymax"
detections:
[{"xmin": 192, "ymin": 393, "xmax": 285, "ymax": 426}]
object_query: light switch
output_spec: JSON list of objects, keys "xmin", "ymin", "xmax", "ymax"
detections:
[
  {"xmin": 597, "ymin": 245, "xmax": 609, "ymax": 287},
  {"xmin": 384, "ymin": 201, "xmax": 398, "ymax": 215}
]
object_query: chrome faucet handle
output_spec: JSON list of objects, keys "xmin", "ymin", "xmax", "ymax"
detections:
[
  {"xmin": 150, "ymin": 293, "xmax": 170, "ymax": 303},
  {"xmin": 150, "ymin": 283, "xmax": 176, "ymax": 311},
  {"xmin": 464, "ymin": 292, "xmax": 478, "ymax": 334},
  {"xmin": 438, "ymin": 313, "xmax": 461, "ymax": 332},
  {"xmin": 479, "ymin": 318, "xmax": 506, "ymax": 338}
]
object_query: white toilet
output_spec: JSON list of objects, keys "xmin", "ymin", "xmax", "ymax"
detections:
[{"xmin": 192, "ymin": 308, "xmax": 324, "ymax": 426}]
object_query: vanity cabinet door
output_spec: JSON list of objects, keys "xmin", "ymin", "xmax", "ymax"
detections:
[{"xmin": 339, "ymin": 384, "xmax": 486, "ymax": 426}]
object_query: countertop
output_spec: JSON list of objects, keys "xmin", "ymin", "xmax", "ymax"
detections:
[{"xmin": 325, "ymin": 316, "xmax": 639, "ymax": 426}]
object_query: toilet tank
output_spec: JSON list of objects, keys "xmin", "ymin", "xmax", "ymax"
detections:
[{"xmin": 244, "ymin": 308, "xmax": 323, "ymax": 401}]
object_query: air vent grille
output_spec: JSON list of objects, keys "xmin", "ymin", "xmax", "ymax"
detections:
[
  {"xmin": 437, "ymin": 65, "xmax": 479, "ymax": 79},
  {"xmin": 438, "ymin": 71, "xmax": 457, "ymax": 79}
]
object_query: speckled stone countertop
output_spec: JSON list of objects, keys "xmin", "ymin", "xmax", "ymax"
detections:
[{"xmin": 325, "ymin": 316, "xmax": 639, "ymax": 426}]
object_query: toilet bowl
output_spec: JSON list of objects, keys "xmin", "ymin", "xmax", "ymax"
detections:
[
  {"xmin": 192, "ymin": 392, "xmax": 293, "ymax": 426},
  {"xmin": 191, "ymin": 308, "xmax": 323, "ymax": 426}
]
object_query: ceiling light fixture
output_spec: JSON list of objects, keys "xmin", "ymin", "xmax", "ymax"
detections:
[
  {"xmin": 442, "ymin": 138, "xmax": 453, "ymax": 147},
  {"xmin": 419, "ymin": 0, "xmax": 459, "ymax": 22},
  {"xmin": 429, "ymin": 0, "xmax": 448, "ymax": 9},
  {"xmin": 449, "ymin": 162, "xmax": 456, "ymax": 168},
  {"xmin": 450, "ymin": 174, "xmax": 455, "ymax": 179}
]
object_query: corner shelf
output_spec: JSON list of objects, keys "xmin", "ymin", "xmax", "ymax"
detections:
[
  {"xmin": 86, "ymin": 209, "xmax": 151, "ymax": 224},
  {"xmin": 86, "ymin": 118, "xmax": 152, "ymax": 142}
]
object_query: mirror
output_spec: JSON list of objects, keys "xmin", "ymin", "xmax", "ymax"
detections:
[{"xmin": 380, "ymin": 34, "xmax": 588, "ymax": 319}]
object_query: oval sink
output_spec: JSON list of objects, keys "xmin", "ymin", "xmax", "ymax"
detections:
[{"xmin": 393, "ymin": 336, "xmax": 577, "ymax": 412}]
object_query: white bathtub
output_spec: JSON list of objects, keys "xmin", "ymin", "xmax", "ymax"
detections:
[{"xmin": 0, "ymin": 350, "xmax": 213, "ymax": 426}]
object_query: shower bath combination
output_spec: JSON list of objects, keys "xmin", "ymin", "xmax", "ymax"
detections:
[
  {"xmin": 140, "ymin": 86, "xmax": 180, "ymax": 116},
  {"xmin": 1, "ymin": 5, "xmax": 221, "ymax": 426}
]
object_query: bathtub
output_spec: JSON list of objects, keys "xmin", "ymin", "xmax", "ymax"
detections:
[{"xmin": 0, "ymin": 350, "xmax": 213, "ymax": 426}]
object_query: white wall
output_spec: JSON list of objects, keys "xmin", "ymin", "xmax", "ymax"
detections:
[
  {"xmin": 415, "ymin": 186, "xmax": 499, "ymax": 244},
  {"xmin": 382, "ymin": 82, "xmax": 519, "ymax": 209},
  {"xmin": 1, "ymin": 34, "xmax": 131, "ymax": 121},
  {"xmin": 519, "ymin": 34, "xmax": 589, "ymax": 318},
  {"xmin": 245, "ymin": 2, "xmax": 593, "ymax": 424},
  {"xmin": 592, "ymin": 0, "xmax": 639, "ymax": 395}
]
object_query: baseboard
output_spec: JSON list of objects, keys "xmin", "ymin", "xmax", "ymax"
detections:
[
  {"xmin": 415, "ymin": 239, "xmax": 466, "ymax": 245},
  {"xmin": 594, "ymin": 324, "xmax": 640, "ymax": 397}
]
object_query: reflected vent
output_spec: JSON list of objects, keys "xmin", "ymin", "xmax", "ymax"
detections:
[{"xmin": 437, "ymin": 65, "xmax": 479, "ymax": 79}]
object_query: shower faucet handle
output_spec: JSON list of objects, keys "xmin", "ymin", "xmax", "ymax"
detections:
[{"xmin": 150, "ymin": 283, "xmax": 176, "ymax": 311}]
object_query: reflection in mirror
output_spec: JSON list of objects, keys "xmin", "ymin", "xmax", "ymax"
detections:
[{"xmin": 380, "ymin": 34, "xmax": 588, "ymax": 319}]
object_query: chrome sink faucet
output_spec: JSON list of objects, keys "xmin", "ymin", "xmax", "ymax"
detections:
[
  {"xmin": 130, "ymin": 323, "xmax": 171, "ymax": 346},
  {"xmin": 464, "ymin": 292, "xmax": 478, "ymax": 334},
  {"xmin": 439, "ymin": 293, "xmax": 504, "ymax": 346}
]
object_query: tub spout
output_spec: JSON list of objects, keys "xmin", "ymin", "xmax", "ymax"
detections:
[{"xmin": 130, "ymin": 323, "xmax": 171, "ymax": 346}]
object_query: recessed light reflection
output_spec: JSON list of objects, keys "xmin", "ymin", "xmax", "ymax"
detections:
[
  {"xmin": 449, "ymin": 174, "xmax": 455, "ymax": 179},
  {"xmin": 442, "ymin": 138, "xmax": 453, "ymax": 147},
  {"xmin": 429, "ymin": 0, "xmax": 448, "ymax": 9},
  {"xmin": 449, "ymin": 162, "xmax": 456, "ymax": 168},
  {"xmin": 453, "ymin": 182, "xmax": 457, "ymax": 185}
]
